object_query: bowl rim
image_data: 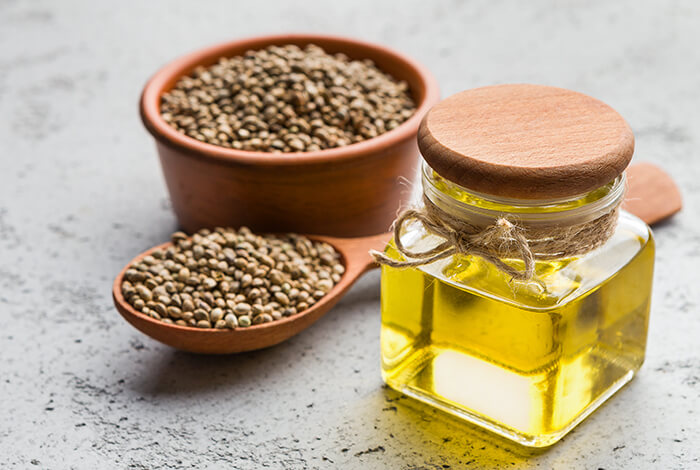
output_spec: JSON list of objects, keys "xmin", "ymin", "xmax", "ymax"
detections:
[{"xmin": 140, "ymin": 32, "xmax": 440, "ymax": 166}]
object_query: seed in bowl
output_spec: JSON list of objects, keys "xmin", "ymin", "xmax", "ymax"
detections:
[
  {"xmin": 120, "ymin": 227, "xmax": 345, "ymax": 329},
  {"xmin": 159, "ymin": 44, "xmax": 417, "ymax": 152}
]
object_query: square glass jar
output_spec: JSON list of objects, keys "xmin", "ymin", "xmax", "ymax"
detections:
[{"xmin": 379, "ymin": 165, "xmax": 655, "ymax": 447}]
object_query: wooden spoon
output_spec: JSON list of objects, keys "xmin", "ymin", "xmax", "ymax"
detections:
[
  {"xmin": 623, "ymin": 162, "xmax": 682, "ymax": 224},
  {"xmin": 113, "ymin": 232, "xmax": 390, "ymax": 354},
  {"xmin": 112, "ymin": 163, "xmax": 681, "ymax": 354}
]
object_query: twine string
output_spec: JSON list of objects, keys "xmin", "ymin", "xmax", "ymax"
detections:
[{"xmin": 370, "ymin": 194, "xmax": 620, "ymax": 281}]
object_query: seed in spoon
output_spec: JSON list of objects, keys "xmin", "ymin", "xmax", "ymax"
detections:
[{"xmin": 123, "ymin": 227, "xmax": 343, "ymax": 329}]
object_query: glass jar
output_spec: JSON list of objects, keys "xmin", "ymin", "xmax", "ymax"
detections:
[{"xmin": 379, "ymin": 85, "xmax": 655, "ymax": 447}]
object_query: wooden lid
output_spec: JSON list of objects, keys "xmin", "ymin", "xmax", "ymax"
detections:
[{"xmin": 418, "ymin": 84, "xmax": 634, "ymax": 199}]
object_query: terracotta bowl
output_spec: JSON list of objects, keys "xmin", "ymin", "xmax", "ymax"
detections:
[{"xmin": 140, "ymin": 33, "xmax": 439, "ymax": 237}]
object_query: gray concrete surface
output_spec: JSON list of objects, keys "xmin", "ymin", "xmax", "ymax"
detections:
[{"xmin": 1, "ymin": 0, "xmax": 698, "ymax": 468}]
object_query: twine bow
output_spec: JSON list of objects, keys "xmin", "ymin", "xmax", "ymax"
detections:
[{"xmin": 370, "ymin": 196, "xmax": 536, "ymax": 280}]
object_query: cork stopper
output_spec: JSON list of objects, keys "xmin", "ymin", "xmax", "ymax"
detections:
[{"xmin": 418, "ymin": 84, "xmax": 635, "ymax": 199}]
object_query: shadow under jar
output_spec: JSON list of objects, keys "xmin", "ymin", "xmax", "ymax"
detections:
[{"xmin": 379, "ymin": 85, "xmax": 655, "ymax": 447}]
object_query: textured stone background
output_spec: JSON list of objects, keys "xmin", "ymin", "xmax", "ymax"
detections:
[{"xmin": 1, "ymin": 0, "xmax": 698, "ymax": 468}]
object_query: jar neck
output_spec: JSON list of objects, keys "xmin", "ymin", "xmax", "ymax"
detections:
[{"xmin": 421, "ymin": 162, "xmax": 625, "ymax": 228}]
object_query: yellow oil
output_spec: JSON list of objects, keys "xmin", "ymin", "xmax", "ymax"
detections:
[
  {"xmin": 380, "ymin": 212, "xmax": 654, "ymax": 447},
  {"xmin": 430, "ymin": 169, "xmax": 621, "ymax": 213}
]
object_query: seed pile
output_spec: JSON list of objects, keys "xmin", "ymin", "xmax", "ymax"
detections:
[
  {"xmin": 160, "ymin": 44, "xmax": 417, "ymax": 152},
  {"xmin": 121, "ymin": 227, "xmax": 344, "ymax": 329}
]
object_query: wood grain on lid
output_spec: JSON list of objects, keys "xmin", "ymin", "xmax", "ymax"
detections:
[{"xmin": 418, "ymin": 84, "xmax": 635, "ymax": 199}]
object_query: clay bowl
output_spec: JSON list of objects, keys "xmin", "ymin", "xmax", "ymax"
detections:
[
  {"xmin": 113, "ymin": 232, "xmax": 390, "ymax": 354},
  {"xmin": 140, "ymin": 33, "xmax": 439, "ymax": 237}
]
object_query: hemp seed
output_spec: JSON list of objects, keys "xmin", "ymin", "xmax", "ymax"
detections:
[
  {"xmin": 160, "ymin": 44, "xmax": 416, "ymax": 153},
  {"xmin": 123, "ymin": 226, "xmax": 343, "ymax": 330}
]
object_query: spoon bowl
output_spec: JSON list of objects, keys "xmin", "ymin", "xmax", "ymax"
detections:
[{"xmin": 112, "ymin": 232, "xmax": 390, "ymax": 354}]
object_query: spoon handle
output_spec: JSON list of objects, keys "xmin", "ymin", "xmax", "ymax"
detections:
[
  {"xmin": 314, "ymin": 232, "xmax": 392, "ymax": 279},
  {"xmin": 624, "ymin": 162, "xmax": 682, "ymax": 225}
]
